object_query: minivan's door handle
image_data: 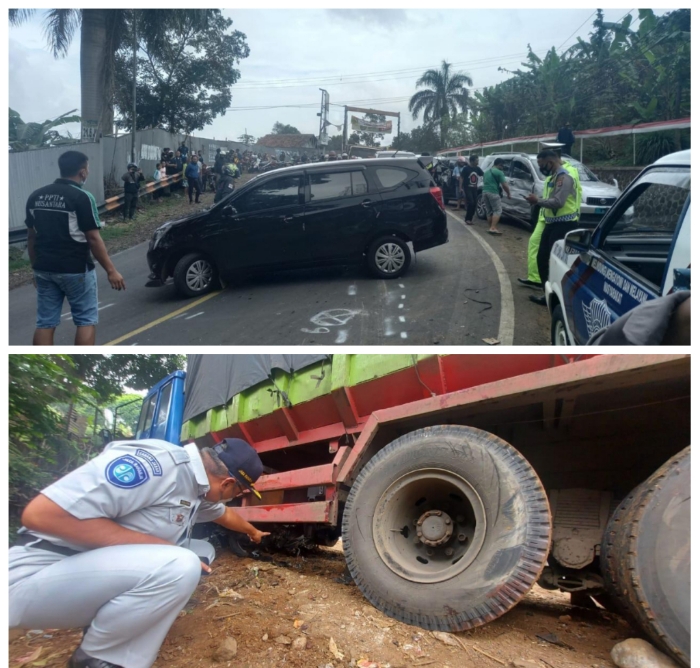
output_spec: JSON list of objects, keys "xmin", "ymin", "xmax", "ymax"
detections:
[{"xmin": 361, "ymin": 199, "xmax": 373, "ymax": 208}]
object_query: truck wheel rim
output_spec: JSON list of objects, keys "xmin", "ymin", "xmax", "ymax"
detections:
[
  {"xmin": 186, "ymin": 260, "xmax": 213, "ymax": 291},
  {"xmin": 375, "ymin": 243, "xmax": 405, "ymax": 273},
  {"xmin": 372, "ymin": 468, "xmax": 487, "ymax": 584}
]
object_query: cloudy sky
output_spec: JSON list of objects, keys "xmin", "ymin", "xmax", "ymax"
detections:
[{"xmin": 9, "ymin": 8, "xmax": 658, "ymax": 144}]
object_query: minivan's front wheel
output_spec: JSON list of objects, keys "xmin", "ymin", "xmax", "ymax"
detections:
[
  {"xmin": 342, "ymin": 426, "xmax": 552, "ymax": 632},
  {"xmin": 475, "ymin": 193, "xmax": 486, "ymax": 219},
  {"xmin": 173, "ymin": 253, "xmax": 218, "ymax": 297},
  {"xmin": 551, "ymin": 305, "xmax": 570, "ymax": 345},
  {"xmin": 367, "ymin": 236, "xmax": 411, "ymax": 279}
]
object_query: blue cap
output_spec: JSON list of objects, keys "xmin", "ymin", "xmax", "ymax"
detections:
[{"xmin": 213, "ymin": 438, "xmax": 263, "ymax": 499}]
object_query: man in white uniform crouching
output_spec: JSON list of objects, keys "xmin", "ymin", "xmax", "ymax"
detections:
[{"xmin": 9, "ymin": 437, "xmax": 269, "ymax": 668}]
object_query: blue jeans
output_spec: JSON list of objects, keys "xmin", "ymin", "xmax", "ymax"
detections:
[{"xmin": 34, "ymin": 269, "xmax": 98, "ymax": 329}]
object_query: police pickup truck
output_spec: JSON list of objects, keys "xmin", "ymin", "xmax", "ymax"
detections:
[{"xmin": 545, "ymin": 150, "xmax": 690, "ymax": 345}]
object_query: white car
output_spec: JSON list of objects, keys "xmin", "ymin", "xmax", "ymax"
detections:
[{"xmin": 545, "ymin": 150, "xmax": 690, "ymax": 345}]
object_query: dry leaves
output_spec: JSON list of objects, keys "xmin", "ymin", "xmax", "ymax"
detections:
[{"xmin": 329, "ymin": 636, "xmax": 344, "ymax": 660}]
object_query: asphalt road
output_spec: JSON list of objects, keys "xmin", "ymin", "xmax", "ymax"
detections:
[{"xmin": 10, "ymin": 209, "xmax": 550, "ymax": 346}]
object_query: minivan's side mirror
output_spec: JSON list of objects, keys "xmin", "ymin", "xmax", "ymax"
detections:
[
  {"xmin": 222, "ymin": 204, "xmax": 237, "ymax": 216},
  {"xmin": 565, "ymin": 228, "xmax": 592, "ymax": 248}
]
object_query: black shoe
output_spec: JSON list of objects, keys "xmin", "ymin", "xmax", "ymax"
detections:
[
  {"xmin": 68, "ymin": 647, "xmax": 124, "ymax": 668},
  {"xmin": 529, "ymin": 295, "xmax": 547, "ymax": 306},
  {"xmin": 517, "ymin": 278, "xmax": 543, "ymax": 289}
]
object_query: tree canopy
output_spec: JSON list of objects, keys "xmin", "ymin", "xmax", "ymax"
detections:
[
  {"xmin": 9, "ymin": 108, "xmax": 81, "ymax": 152},
  {"xmin": 113, "ymin": 11, "xmax": 249, "ymax": 134}
]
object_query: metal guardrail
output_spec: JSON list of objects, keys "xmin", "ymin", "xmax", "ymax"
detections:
[{"xmin": 9, "ymin": 174, "xmax": 183, "ymax": 245}]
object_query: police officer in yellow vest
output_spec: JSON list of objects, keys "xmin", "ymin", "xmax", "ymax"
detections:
[{"xmin": 524, "ymin": 149, "xmax": 582, "ymax": 305}]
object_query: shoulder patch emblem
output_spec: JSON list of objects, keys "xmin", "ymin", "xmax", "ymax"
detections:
[
  {"xmin": 106, "ymin": 455, "xmax": 150, "ymax": 489},
  {"xmin": 135, "ymin": 449, "xmax": 163, "ymax": 477},
  {"xmin": 556, "ymin": 177, "xmax": 564, "ymax": 187}
]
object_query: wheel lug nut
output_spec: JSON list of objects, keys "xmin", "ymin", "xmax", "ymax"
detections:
[
  {"xmin": 417, "ymin": 531, "xmax": 423, "ymax": 537},
  {"xmin": 445, "ymin": 519, "xmax": 451, "ymax": 525},
  {"xmin": 458, "ymin": 533, "xmax": 467, "ymax": 542},
  {"xmin": 445, "ymin": 548, "xmax": 454, "ymax": 557},
  {"xmin": 436, "ymin": 511, "xmax": 442, "ymax": 516}
]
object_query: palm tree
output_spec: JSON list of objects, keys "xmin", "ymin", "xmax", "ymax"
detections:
[
  {"xmin": 409, "ymin": 60, "xmax": 473, "ymax": 147},
  {"xmin": 9, "ymin": 10, "xmax": 214, "ymax": 140}
]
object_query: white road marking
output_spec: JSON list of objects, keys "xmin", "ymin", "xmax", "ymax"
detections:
[
  {"xmin": 400, "ymin": 332, "xmax": 407, "ymax": 339},
  {"xmin": 399, "ymin": 283, "xmax": 405, "ymax": 288},
  {"xmin": 185, "ymin": 311, "xmax": 204, "ymax": 320},
  {"xmin": 98, "ymin": 303, "xmax": 114, "ymax": 312},
  {"xmin": 335, "ymin": 329, "xmax": 348, "ymax": 344},
  {"xmin": 384, "ymin": 317, "xmax": 395, "ymax": 337},
  {"xmin": 130, "ymin": 342, "xmax": 139, "ymax": 346},
  {"xmin": 447, "ymin": 210, "xmax": 515, "ymax": 345},
  {"xmin": 301, "ymin": 326, "xmax": 330, "ymax": 334},
  {"xmin": 172, "ymin": 312, "xmax": 189, "ymax": 319},
  {"xmin": 399, "ymin": 316, "xmax": 406, "ymax": 323},
  {"xmin": 401, "ymin": 294, "xmax": 406, "ymax": 299},
  {"xmin": 398, "ymin": 303, "xmax": 404, "ymax": 309},
  {"xmin": 347, "ymin": 285, "xmax": 357, "ymax": 296}
]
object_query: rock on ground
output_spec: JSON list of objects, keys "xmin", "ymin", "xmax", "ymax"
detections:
[
  {"xmin": 212, "ymin": 636, "xmax": 238, "ymax": 662},
  {"xmin": 611, "ymin": 638, "xmax": 679, "ymax": 668}
]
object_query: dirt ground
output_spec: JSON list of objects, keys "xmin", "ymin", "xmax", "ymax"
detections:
[{"xmin": 9, "ymin": 542, "xmax": 634, "ymax": 668}]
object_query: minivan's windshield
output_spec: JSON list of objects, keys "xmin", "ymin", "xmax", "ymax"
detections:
[{"xmin": 529, "ymin": 158, "xmax": 598, "ymax": 182}]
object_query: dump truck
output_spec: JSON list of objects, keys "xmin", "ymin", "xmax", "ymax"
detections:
[{"xmin": 136, "ymin": 354, "xmax": 690, "ymax": 666}]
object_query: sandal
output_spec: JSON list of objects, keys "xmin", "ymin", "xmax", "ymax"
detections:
[{"xmin": 487, "ymin": 230, "xmax": 503, "ymax": 235}]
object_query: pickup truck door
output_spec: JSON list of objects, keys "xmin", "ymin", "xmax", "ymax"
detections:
[{"xmin": 562, "ymin": 167, "xmax": 689, "ymax": 343}]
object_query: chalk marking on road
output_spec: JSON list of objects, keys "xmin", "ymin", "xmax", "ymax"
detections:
[
  {"xmin": 98, "ymin": 303, "xmax": 115, "ymax": 312},
  {"xmin": 104, "ymin": 291, "xmax": 222, "ymax": 345},
  {"xmin": 400, "ymin": 332, "xmax": 407, "ymax": 339},
  {"xmin": 447, "ymin": 211, "xmax": 515, "ymax": 346},
  {"xmin": 384, "ymin": 317, "xmax": 395, "ymax": 337},
  {"xmin": 399, "ymin": 284, "xmax": 405, "ymax": 288},
  {"xmin": 399, "ymin": 316, "xmax": 406, "ymax": 323},
  {"xmin": 301, "ymin": 326, "xmax": 330, "ymax": 334},
  {"xmin": 335, "ymin": 329, "xmax": 348, "ymax": 344},
  {"xmin": 185, "ymin": 311, "xmax": 204, "ymax": 320},
  {"xmin": 401, "ymin": 294, "xmax": 406, "ymax": 299},
  {"xmin": 347, "ymin": 285, "xmax": 357, "ymax": 296},
  {"xmin": 398, "ymin": 303, "xmax": 404, "ymax": 309}
]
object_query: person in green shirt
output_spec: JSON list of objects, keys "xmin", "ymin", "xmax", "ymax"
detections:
[{"xmin": 481, "ymin": 158, "xmax": 511, "ymax": 234}]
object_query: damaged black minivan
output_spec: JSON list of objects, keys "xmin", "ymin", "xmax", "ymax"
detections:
[{"xmin": 146, "ymin": 158, "xmax": 448, "ymax": 297}]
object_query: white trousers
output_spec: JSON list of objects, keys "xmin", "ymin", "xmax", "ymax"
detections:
[{"xmin": 9, "ymin": 540, "xmax": 214, "ymax": 668}]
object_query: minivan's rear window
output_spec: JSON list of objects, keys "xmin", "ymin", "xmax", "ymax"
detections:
[
  {"xmin": 310, "ymin": 172, "xmax": 353, "ymax": 201},
  {"xmin": 375, "ymin": 167, "xmax": 411, "ymax": 189},
  {"xmin": 236, "ymin": 175, "xmax": 301, "ymax": 212}
]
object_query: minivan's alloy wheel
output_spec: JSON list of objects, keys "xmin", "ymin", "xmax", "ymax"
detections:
[
  {"xmin": 343, "ymin": 426, "xmax": 552, "ymax": 632},
  {"xmin": 173, "ymin": 253, "xmax": 218, "ymax": 298},
  {"xmin": 367, "ymin": 236, "xmax": 411, "ymax": 279}
]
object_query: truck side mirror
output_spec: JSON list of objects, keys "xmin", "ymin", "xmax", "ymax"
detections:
[{"xmin": 565, "ymin": 228, "xmax": 592, "ymax": 248}]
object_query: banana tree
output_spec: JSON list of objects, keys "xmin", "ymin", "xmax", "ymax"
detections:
[{"xmin": 9, "ymin": 108, "xmax": 82, "ymax": 151}]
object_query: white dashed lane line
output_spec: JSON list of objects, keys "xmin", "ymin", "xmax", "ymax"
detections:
[{"xmin": 185, "ymin": 311, "xmax": 205, "ymax": 320}]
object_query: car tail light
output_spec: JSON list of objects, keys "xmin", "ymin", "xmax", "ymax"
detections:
[{"xmin": 430, "ymin": 186, "xmax": 445, "ymax": 210}]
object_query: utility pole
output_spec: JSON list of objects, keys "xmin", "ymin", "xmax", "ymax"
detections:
[
  {"xmin": 318, "ymin": 89, "xmax": 327, "ymax": 147},
  {"xmin": 131, "ymin": 9, "xmax": 137, "ymax": 164},
  {"xmin": 343, "ymin": 106, "xmax": 348, "ymax": 154}
]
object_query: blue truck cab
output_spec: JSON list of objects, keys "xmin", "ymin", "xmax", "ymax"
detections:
[{"xmin": 135, "ymin": 370, "xmax": 186, "ymax": 444}]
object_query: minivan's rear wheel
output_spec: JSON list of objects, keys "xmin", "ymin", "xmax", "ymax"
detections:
[
  {"xmin": 367, "ymin": 236, "xmax": 411, "ymax": 279},
  {"xmin": 475, "ymin": 193, "xmax": 486, "ymax": 219},
  {"xmin": 551, "ymin": 305, "xmax": 570, "ymax": 345},
  {"xmin": 173, "ymin": 253, "xmax": 218, "ymax": 297},
  {"xmin": 601, "ymin": 447, "xmax": 690, "ymax": 667},
  {"xmin": 343, "ymin": 426, "xmax": 552, "ymax": 632}
]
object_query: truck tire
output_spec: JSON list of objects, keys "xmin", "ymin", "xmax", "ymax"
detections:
[
  {"xmin": 342, "ymin": 425, "xmax": 551, "ymax": 632},
  {"xmin": 601, "ymin": 447, "xmax": 690, "ymax": 667}
]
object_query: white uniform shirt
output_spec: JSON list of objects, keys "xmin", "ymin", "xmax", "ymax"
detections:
[{"xmin": 27, "ymin": 439, "xmax": 226, "ymax": 551}]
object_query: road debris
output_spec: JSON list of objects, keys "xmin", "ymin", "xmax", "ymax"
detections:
[{"xmin": 611, "ymin": 638, "xmax": 679, "ymax": 668}]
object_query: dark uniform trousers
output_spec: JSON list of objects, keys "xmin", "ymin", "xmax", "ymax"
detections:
[
  {"xmin": 537, "ymin": 221, "xmax": 580, "ymax": 285},
  {"xmin": 123, "ymin": 192, "xmax": 138, "ymax": 220}
]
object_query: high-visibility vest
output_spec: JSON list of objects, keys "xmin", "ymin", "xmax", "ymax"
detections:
[{"xmin": 542, "ymin": 162, "xmax": 582, "ymax": 223}]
